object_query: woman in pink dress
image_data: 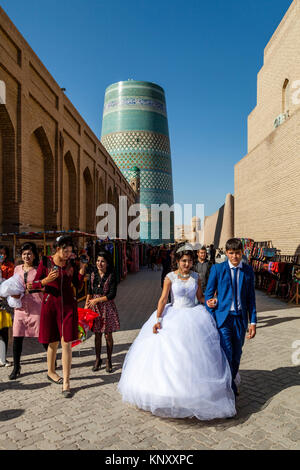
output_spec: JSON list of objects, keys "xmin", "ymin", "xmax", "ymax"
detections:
[{"xmin": 9, "ymin": 243, "xmax": 44, "ymax": 380}]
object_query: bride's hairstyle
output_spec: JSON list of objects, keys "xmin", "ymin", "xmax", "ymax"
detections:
[{"xmin": 172, "ymin": 250, "xmax": 195, "ymax": 271}]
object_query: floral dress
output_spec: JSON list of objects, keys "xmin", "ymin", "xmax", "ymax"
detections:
[{"xmin": 89, "ymin": 270, "xmax": 120, "ymax": 334}]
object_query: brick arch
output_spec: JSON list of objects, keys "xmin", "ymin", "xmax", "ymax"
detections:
[
  {"xmin": 83, "ymin": 167, "xmax": 94, "ymax": 233},
  {"xmin": 107, "ymin": 186, "xmax": 114, "ymax": 205},
  {"xmin": 32, "ymin": 126, "xmax": 56, "ymax": 230},
  {"xmin": 98, "ymin": 176, "xmax": 105, "ymax": 206},
  {"xmin": 0, "ymin": 104, "xmax": 18, "ymax": 232},
  {"xmin": 114, "ymin": 186, "xmax": 120, "ymax": 237},
  {"xmin": 64, "ymin": 151, "xmax": 77, "ymax": 229}
]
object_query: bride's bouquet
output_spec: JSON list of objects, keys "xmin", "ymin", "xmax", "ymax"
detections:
[{"xmin": 0, "ymin": 273, "xmax": 25, "ymax": 308}]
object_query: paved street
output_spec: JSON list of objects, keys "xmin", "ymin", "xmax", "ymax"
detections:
[{"xmin": 0, "ymin": 268, "xmax": 300, "ymax": 450}]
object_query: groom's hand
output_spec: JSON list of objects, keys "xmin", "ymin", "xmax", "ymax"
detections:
[
  {"xmin": 206, "ymin": 298, "xmax": 217, "ymax": 308},
  {"xmin": 247, "ymin": 324, "xmax": 256, "ymax": 339}
]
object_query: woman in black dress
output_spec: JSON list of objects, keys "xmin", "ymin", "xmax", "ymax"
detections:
[{"xmin": 85, "ymin": 251, "xmax": 120, "ymax": 373}]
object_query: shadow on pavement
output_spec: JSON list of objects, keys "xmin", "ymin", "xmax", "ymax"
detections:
[
  {"xmin": 70, "ymin": 372, "xmax": 122, "ymax": 395},
  {"xmin": 257, "ymin": 314, "xmax": 300, "ymax": 329},
  {"xmin": 168, "ymin": 365, "xmax": 300, "ymax": 429},
  {"xmin": 0, "ymin": 381, "xmax": 50, "ymax": 392},
  {"xmin": 0, "ymin": 409, "xmax": 25, "ymax": 421}
]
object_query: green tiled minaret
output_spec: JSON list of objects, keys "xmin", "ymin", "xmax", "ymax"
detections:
[{"xmin": 101, "ymin": 80, "xmax": 174, "ymax": 244}]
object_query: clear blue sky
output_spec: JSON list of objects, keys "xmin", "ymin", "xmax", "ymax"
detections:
[{"xmin": 1, "ymin": 0, "xmax": 294, "ymax": 221}]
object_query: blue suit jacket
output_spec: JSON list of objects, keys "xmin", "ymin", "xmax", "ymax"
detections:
[{"xmin": 205, "ymin": 261, "xmax": 257, "ymax": 329}]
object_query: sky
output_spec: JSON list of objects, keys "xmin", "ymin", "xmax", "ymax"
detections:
[{"xmin": 0, "ymin": 0, "xmax": 294, "ymax": 223}]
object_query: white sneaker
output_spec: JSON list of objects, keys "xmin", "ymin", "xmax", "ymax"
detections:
[{"xmin": 0, "ymin": 360, "xmax": 12, "ymax": 367}]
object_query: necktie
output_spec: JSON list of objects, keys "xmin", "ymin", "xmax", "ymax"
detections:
[{"xmin": 232, "ymin": 267, "xmax": 239, "ymax": 313}]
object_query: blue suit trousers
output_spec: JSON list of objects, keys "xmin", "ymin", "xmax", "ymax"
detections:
[{"xmin": 218, "ymin": 313, "xmax": 246, "ymax": 395}]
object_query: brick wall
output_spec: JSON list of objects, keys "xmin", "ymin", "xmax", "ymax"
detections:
[
  {"xmin": 0, "ymin": 6, "xmax": 136, "ymax": 235},
  {"xmin": 235, "ymin": 0, "xmax": 300, "ymax": 255}
]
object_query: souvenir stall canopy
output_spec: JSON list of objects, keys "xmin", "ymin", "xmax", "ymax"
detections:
[
  {"xmin": 244, "ymin": 239, "xmax": 300, "ymax": 306},
  {"xmin": 0, "ymin": 230, "xmax": 145, "ymax": 301}
]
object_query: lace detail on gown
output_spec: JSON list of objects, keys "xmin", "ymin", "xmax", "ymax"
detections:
[{"xmin": 166, "ymin": 271, "xmax": 198, "ymax": 309}]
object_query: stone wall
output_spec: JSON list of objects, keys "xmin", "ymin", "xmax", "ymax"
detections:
[
  {"xmin": 235, "ymin": 0, "xmax": 300, "ymax": 255},
  {"xmin": 203, "ymin": 194, "xmax": 234, "ymax": 249}
]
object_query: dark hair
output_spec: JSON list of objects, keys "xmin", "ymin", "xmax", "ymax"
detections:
[
  {"xmin": 225, "ymin": 238, "xmax": 243, "ymax": 252},
  {"xmin": 20, "ymin": 242, "xmax": 39, "ymax": 267},
  {"xmin": 54, "ymin": 235, "xmax": 74, "ymax": 251},
  {"xmin": 172, "ymin": 250, "xmax": 195, "ymax": 271},
  {"xmin": 197, "ymin": 245, "xmax": 207, "ymax": 252},
  {"xmin": 96, "ymin": 250, "xmax": 114, "ymax": 274},
  {"xmin": 0, "ymin": 245, "xmax": 10, "ymax": 258}
]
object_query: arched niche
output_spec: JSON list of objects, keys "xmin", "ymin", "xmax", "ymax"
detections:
[
  {"xmin": 63, "ymin": 151, "xmax": 77, "ymax": 229},
  {"xmin": 83, "ymin": 167, "xmax": 94, "ymax": 233},
  {"xmin": 0, "ymin": 104, "xmax": 18, "ymax": 232}
]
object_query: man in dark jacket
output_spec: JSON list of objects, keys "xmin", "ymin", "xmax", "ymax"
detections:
[{"xmin": 193, "ymin": 246, "xmax": 212, "ymax": 294}]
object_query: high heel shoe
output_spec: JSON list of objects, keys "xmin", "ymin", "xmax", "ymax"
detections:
[
  {"xmin": 105, "ymin": 359, "xmax": 112, "ymax": 373},
  {"xmin": 92, "ymin": 358, "xmax": 102, "ymax": 372},
  {"xmin": 9, "ymin": 366, "xmax": 21, "ymax": 380}
]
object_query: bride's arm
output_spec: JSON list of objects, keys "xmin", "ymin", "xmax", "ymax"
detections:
[
  {"xmin": 196, "ymin": 278, "xmax": 205, "ymax": 304},
  {"xmin": 153, "ymin": 277, "xmax": 171, "ymax": 334}
]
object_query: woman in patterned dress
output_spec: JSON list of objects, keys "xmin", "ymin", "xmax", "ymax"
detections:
[{"xmin": 85, "ymin": 251, "xmax": 120, "ymax": 373}]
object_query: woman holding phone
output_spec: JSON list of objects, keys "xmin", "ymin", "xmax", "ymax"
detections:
[{"xmin": 28, "ymin": 236, "xmax": 87, "ymax": 397}]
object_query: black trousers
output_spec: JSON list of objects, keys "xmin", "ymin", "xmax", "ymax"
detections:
[
  {"xmin": 0, "ymin": 327, "xmax": 9, "ymax": 353},
  {"xmin": 12, "ymin": 337, "xmax": 48, "ymax": 368}
]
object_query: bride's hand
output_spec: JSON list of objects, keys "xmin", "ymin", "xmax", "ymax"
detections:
[
  {"xmin": 206, "ymin": 298, "xmax": 217, "ymax": 308},
  {"xmin": 153, "ymin": 323, "xmax": 162, "ymax": 334}
]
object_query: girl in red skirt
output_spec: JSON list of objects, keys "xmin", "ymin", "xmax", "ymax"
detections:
[
  {"xmin": 85, "ymin": 250, "xmax": 120, "ymax": 373},
  {"xmin": 28, "ymin": 236, "xmax": 87, "ymax": 398}
]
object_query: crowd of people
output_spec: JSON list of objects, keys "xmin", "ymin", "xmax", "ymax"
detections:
[
  {"xmin": 0, "ymin": 236, "xmax": 257, "ymax": 421},
  {"xmin": 0, "ymin": 236, "xmax": 120, "ymax": 397}
]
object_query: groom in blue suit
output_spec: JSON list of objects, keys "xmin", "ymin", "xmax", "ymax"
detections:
[{"xmin": 205, "ymin": 238, "xmax": 257, "ymax": 396}]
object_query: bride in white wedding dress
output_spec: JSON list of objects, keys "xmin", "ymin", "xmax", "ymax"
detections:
[{"xmin": 118, "ymin": 246, "xmax": 236, "ymax": 420}]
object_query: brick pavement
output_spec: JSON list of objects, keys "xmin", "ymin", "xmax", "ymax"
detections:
[{"xmin": 0, "ymin": 268, "xmax": 299, "ymax": 450}]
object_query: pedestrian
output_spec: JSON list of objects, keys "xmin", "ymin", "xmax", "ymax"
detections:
[
  {"xmin": 151, "ymin": 248, "xmax": 157, "ymax": 271},
  {"xmin": 193, "ymin": 246, "xmax": 212, "ymax": 295},
  {"xmin": 0, "ymin": 245, "xmax": 14, "ymax": 367},
  {"xmin": 209, "ymin": 244, "xmax": 216, "ymax": 264},
  {"xmin": 146, "ymin": 246, "xmax": 152, "ymax": 269},
  {"xmin": 205, "ymin": 238, "xmax": 257, "ymax": 396},
  {"xmin": 9, "ymin": 242, "xmax": 46, "ymax": 380},
  {"xmin": 28, "ymin": 235, "xmax": 87, "ymax": 398},
  {"xmin": 85, "ymin": 250, "xmax": 120, "ymax": 373}
]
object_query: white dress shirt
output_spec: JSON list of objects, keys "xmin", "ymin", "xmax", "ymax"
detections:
[
  {"xmin": 228, "ymin": 260, "xmax": 243, "ymax": 312},
  {"xmin": 228, "ymin": 260, "xmax": 256, "ymax": 325}
]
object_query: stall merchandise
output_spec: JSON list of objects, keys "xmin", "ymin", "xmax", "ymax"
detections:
[{"xmin": 250, "ymin": 240, "xmax": 299, "ymax": 304}]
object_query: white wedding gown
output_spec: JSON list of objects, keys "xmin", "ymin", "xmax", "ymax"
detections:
[{"xmin": 118, "ymin": 271, "xmax": 236, "ymax": 420}]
